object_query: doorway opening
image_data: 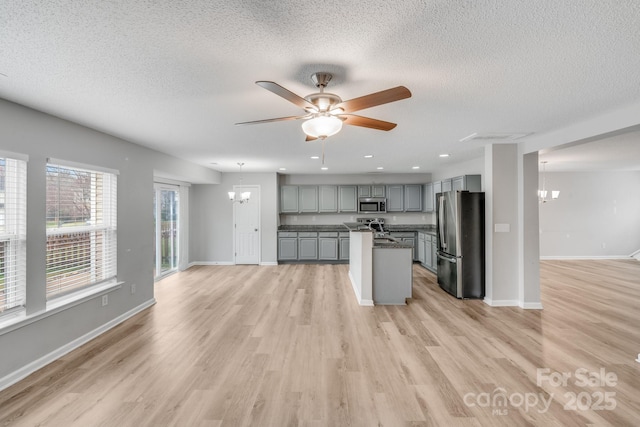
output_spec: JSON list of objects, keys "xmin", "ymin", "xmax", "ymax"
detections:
[{"xmin": 154, "ymin": 184, "xmax": 179, "ymax": 279}]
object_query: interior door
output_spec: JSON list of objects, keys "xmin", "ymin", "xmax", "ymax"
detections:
[{"xmin": 234, "ymin": 185, "xmax": 260, "ymax": 264}]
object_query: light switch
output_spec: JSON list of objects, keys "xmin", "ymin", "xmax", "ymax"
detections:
[{"xmin": 494, "ymin": 223, "xmax": 510, "ymax": 233}]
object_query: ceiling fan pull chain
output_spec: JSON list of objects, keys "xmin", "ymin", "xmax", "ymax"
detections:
[{"xmin": 322, "ymin": 139, "xmax": 326, "ymax": 164}]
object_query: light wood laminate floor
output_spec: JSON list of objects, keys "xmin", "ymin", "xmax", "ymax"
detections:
[{"xmin": 1, "ymin": 260, "xmax": 639, "ymax": 426}]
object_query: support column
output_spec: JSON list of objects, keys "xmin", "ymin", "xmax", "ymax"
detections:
[{"xmin": 484, "ymin": 144, "xmax": 542, "ymax": 308}]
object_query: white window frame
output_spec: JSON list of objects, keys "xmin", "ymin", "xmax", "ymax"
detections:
[
  {"xmin": 45, "ymin": 159, "xmax": 118, "ymax": 300},
  {"xmin": 0, "ymin": 153, "xmax": 27, "ymax": 317}
]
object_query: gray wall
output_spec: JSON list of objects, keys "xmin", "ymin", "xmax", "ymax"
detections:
[
  {"xmin": 190, "ymin": 173, "xmax": 279, "ymax": 264},
  {"xmin": 539, "ymin": 171, "xmax": 640, "ymax": 258},
  {"xmin": 0, "ymin": 98, "xmax": 219, "ymax": 383}
]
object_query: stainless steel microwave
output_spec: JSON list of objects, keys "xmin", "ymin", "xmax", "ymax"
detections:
[{"xmin": 358, "ymin": 197, "xmax": 387, "ymax": 213}]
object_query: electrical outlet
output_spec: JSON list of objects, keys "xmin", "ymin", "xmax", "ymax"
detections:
[
  {"xmin": 101, "ymin": 295, "xmax": 108, "ymax": 306},
  {"xmin": 601, "ymin": 243, "xmax": 606, "ymax": 249},
  {"xmin": 131, "ymin": 283, "xmax": 136, "ymax": 294}
]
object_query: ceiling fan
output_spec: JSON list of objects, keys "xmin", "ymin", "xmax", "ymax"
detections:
[{"xmin": 235, "ymin": 72, "xmax": 411, "ymax": 141}]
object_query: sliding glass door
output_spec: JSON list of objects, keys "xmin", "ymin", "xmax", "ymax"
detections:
[{"xmin": 154, "ymin": 184, "xmax": 179, "ymax": 279}]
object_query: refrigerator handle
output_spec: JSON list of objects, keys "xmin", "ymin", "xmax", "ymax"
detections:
[
  {"xmin": 437, "ymin": 251, "xmax": 457, "ymax": 263},
  {"xmin": 438, "ymin": 195, "xmax": 447, "ymax": 250}
]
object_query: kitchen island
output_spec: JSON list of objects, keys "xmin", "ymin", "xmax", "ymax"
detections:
[{"xmin": 344, "ymin": 223, "xmax": 413, "ymax": 305}]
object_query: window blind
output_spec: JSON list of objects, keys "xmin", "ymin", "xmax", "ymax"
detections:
[
  {"xmin": 46, "ymin": 163, "xmax": 117, "ymax": 298},
  {"xmin": 0, "ymin": 157, "xmax": 27, "ymax": 315}
]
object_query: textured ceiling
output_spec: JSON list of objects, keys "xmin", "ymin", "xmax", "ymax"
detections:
[{"xmin": 1, "ymin": 0, "xmax": 640, "ymax": 173}]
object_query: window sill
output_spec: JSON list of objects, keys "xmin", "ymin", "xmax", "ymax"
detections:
[{"xmin": 0, "ymin": 280, "xmax": 123, "ymax": 336}]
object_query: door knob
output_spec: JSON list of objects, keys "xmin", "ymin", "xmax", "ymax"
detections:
[{"xmin": 254, "ymin": 228, "xmax": 258, "ymax": 232}]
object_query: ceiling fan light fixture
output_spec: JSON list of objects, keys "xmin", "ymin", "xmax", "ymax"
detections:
[{"xmin": 302, "ymin": 114, "xmax": 343, "ymax": 139}]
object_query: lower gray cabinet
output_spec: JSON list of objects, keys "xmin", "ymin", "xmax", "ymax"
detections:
[
  {"xmin": 278, "ymin": 232, "xmax": 298, "ymax": 260},
  {"xmin": 298, "ymin": 232, "xmax": 318, "ymax": 260},
  {"xmin": 339, "ymin": 234, "xmax": 350, "ymax": 260},
  {"xmin": 390, "ymin": 232, "xmax": 417, "ymax": 261},
  {"xmin": 417, "ymin": 233, "xmax": 426, "ymax": 264},
  {"xmin": 319, "ymin": 232, "xmax": 339, "ymax": 260}
]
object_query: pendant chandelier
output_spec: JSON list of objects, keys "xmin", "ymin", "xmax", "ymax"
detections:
[
  {"xmin": 228, "ymin": 162, "xmax": 250, "ymax": 204},
  {"xmin": 538, "ymin": 161, "xmax": 559, "ymax": 203}
]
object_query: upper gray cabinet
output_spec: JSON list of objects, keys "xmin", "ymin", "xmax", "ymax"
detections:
[
  {"xmin": 319, "ymin": 185, "xmax": 338, "ymax": 213},
  {"xmin": 299, "ymin": 186, "xmax": 319, "ymax": 213},
  {"xmin": 426, "ymin": 175, "xmax": 481, "ymax": 212},
  {"xmin": 372, "ymin": 185, "xmax": 386, "ymax": 197},
  {"xmin": 338, "ymin": 185, "xmax": 358, "ymax": 213},
  {"xmin": 441, "ymin": 178, "xmax": 452, "ymax": 193},
  {"xmin": 357, "ymin": 185, "xmax": 385, "ymax": 198},
  {"xmin": 452, "ymin": 175, "xmax": 481, "ymax": 192},
  {"xmin": 280, "ymin": 185, "xmax": 299, "ymax": 213},
  {"xmin": 423, "ymin": 183, "xmax": 434, "ymax": 212},
  {"xmin": 404, "ymin": 184, "xmax": 423, "ymax": 212},
  {"xmin": 358, "ymin": 185, "xmax": 371, "ymax": 197},
  {"xmin": 386, "ymin": 185, "xmax": 404, "ymax": 212},
  {"xmin": 280, "ymin": 185, "xmax": 319, "ymax": 213}
]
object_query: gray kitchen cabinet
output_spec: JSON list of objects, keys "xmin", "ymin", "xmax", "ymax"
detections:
[
  {"xmin": 339, "ymin": 233, "xmax": 350, "ymax": 260},
  {"xmin": 299, "ymin": 186, "xmax": 319, "ymax": 213},
  {"xmin": 424, "ymin": 233, "xmax": 433, "ymax": 269},
  {"xmin": 278, "ymin": 232, "xmax": 298, "ymax": 260},
  {"xmin": 319, "ymin": 185, "xmax": 338, "ymax": 213},
  {"xmin": 442, "ymin": 178, "xmax": 452, "ymax": 193},
  {"xmin": 423, "ymin": 183, "xmax": 434, "ymax": 212},
  {"xmin": 318, "ymin": 232, "xmax": 339, "ymax": 260},
  {"xmin": 358, "ymin": 185, "xmax": 385, "ymax": 198},
  {"xmin": 298, "ymin": 232, "xmax": 318, "ymax": 260},
  {"xmin": 280, "ymin": 186, "xmax": 299, "ymax": 213},
  {"xmin": 372, "ymin": 185, "xmax": 386, "ymax": 197},
  {"xmin": 404, "ymin": 184, "xmax": 423, "ymax": 212},
  {"xmin": 417, "ymin": 232, "xmax": 426, "ymax": 264},
  {"xmin": 358, "ymin": 185, "xmax": 372, "ymax": 197},
  {"xmin": 452, "ymin": 175, "xmax": 481, "ymax": 192},
  {"xmin": 338, "ymin": 185, "xmax": 358, "ymax": 212},
  {"xmin": 386, "ymin": 185, "xmax": 404, "ymax": 212},
  {"xmin": 432, "ymin": 181, "xmax": 442, "ymax": 212}
]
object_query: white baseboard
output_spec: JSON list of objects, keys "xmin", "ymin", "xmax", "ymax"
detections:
[
  {"xmin": 0, "ymin": 299, "xmax": 156, "ymax": 392},
  {"xmin": 188, "ymin": 261, "xmax": 235, "ymax": 267},
  {"xmin": 520, "ymin": 302, "xmax": 544, "ymax": 310},
  {"xmin": 348, "ymin": 271, "xmax": 374, "ymax": 306},
  {"xmin": 483, "ymin": 298, "xmax": 520, "ymax": 307},
  {"xmin": 540, "ymin": 255, "xmax": 632, "ymax": 260},
  {"xmin": 188, "ymin": 261, "xmax": 278, "ymax": 268}
]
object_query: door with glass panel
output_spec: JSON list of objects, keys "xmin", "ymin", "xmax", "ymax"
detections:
[{"xmin": 154, "ymin": 185, "xmax": 179, "ymax": 279}]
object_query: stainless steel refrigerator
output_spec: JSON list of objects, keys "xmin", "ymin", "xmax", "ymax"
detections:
[{"xmin": 436, "ymin": 190, "xmax": 485, "ymax": 298}]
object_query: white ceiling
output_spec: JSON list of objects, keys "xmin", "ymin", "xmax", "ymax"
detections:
[{"xmin": 1, "ymin": 1, "xmax": 639, "ymax": 174}]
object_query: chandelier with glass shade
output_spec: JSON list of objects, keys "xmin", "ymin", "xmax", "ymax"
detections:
[
  {"xmin": 538, "ymin": 161, "xmax": 560, "ymax": 203},
  {"xmin": 228, "ymin": 162, "xmax": 250, "ymax": 204}
]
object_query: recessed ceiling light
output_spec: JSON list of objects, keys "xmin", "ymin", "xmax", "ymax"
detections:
[
  {"xmin": 412, "ymin": 166, "xmax": 420, "ymax": 169},
  {"xmin": 321, "ymin": 167, "xmax": 328, "ymax": 171},
  {"xmin": 364, "ymin": 155, "xmax": 374, "ymax": 158},
  {"xmin": 311, "ymin": 156, "xmax": 320, "ymax": 160},
  {"xmin": 439, "ymin": 154, "xmax": 450, "ymax": 158},
  {"xmin": 376, "ymin": 167, "xmax": 384, "ymax": 170},
  {"xmin": 278, "ymin": 167, "xmax": 286, "ymax": 171}
]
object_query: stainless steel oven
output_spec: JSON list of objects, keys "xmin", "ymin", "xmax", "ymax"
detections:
[{"xmin": 358, "ymin": 197, "xmax": 387, "ymax": 213}]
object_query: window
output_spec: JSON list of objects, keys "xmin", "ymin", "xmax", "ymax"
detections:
[
  {"xmin": 46, "ymin": 160, "xmax": 117, "ymax": 298},
  {"xmin": 0, "ymin": 156, "xmax": 27, "ymax": 315}
]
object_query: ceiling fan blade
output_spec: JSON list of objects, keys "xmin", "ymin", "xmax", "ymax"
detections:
[
  {"xmin": 305, "ymin": 135, "xmax": 319, "ymax": 142},
  {"xmin": 340, "ymin": 114, "xmax": 397, "ymax": 131},
  {"xmin": 335, "ymin": 86, "xmax": 411, "ymax": 113},
  {"xmin": 235, "ymin": 114, "xmax": 310, "ymax": 126},
  {"xmin": 256, "ymin": 81, "xmax": 318, "ymax": 111}
]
